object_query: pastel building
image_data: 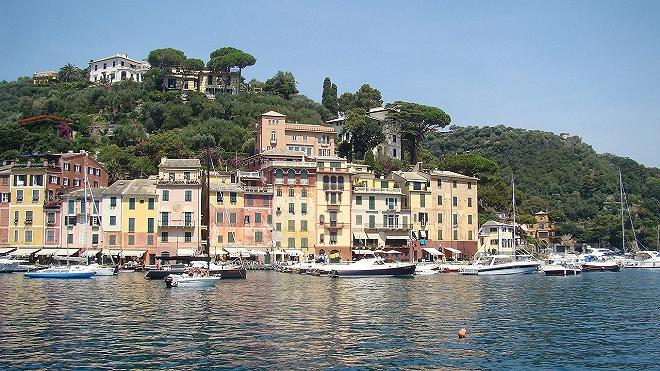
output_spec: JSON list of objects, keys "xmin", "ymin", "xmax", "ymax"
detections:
[
  {"xmin": 0, "ymin": 166, "xmax": 10, "ymax": 247},
  {"xmin": 316, "ymin": 157, "xmax": 352, "ymax": 260},
  {"xmin": 88, "ymin": 54, "xmax": 150, "ymax": 84},
  {"xmin": 389, "ymin": 170, "xmax": 432, "ymax": 261},
  {"xmin": 478, "ymin": 220, "xmax": 515, "ymax": 255},
  {"xmin": 254, "ymin": 111, "xmax": 336, "ymax": 157},
  {"xmin": 60, "ymin": 188, "xmax": 104, "ymax": 256},
  {"xmin": 351, "ymin": 175, "xmax": 410, "ymax": 255},
  {"xmin": 102, "ymin": 180, "xmax": 131, "ymax": 256},
  {"xmin": 120, "ymin": 179, "xmax": 158, "ymax": 262},
  {"xmin": 522, "ymin": 211, "xmax": 556, "ymax": 249},
  {"xmin": 156, "ymin": 158, "xmax": 202, "ymax": 257}
]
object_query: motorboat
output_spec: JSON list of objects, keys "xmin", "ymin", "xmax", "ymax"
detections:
[
  {"xmin": 24, "ymin": 265, "xmax": 96, "ymax": 279},
  {"xmin": 579, "ymin": 249, "xmax": 621, "ymax": 272},
  {"xmin": 326, "ymin": 257, "xmax": 416, "ymax": 278},
  {"xmin": 542, "ymin": 263, "xmax": 582, "ymax": 276},
  {"xmin": 164, "ymin": 268, "xmax": 222, "ymax": 288},
  {"xmin": 191, "ymin": 261, "xmax": 247, "ymax": 279},
  {"xmin": 438, "ymin": 262, "xmax": 466, "ymax": 273},
  {"xmin": 87, "ymin": 263, "xmax": 118, "ymax": 276},
  {"xmin": 415, "ymin": 262, "xmax": 440, "ymax": 275},
  {"xmin": 623, "ymin": 251, "xmax": 660, "ymax": 269},
  {"xmin": 0, "ymin": 258, "xmax": 20, "ymax": 273},
  {"xmin": 460, "ymin": 254, "xmax": 540, "ymax": 275}
]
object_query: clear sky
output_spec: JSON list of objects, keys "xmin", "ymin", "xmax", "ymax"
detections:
[{"xmin": 1, "ymin": 0, "xmax": 659, "ymax": 167}]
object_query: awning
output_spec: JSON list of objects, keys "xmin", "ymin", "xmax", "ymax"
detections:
[
  {"xmin": 352, "ymin": 232, "xmax": 368, "ymax": 240},
  {"xmin": 175, "ymin": 248, "xmax": 196, "ymax": 257},
  {"xmin": 443, "ymin": 247, "xmax": 462, "ymax": 254},
  {"xmin": 249, "ymin": 250, "xmax": 267, "ymax": 256},
  {"xmin": 225, "ymin": 247, "xmax": 251, "ymax": 258},
  {"xmin": 284, "ymin": 249, "xmax": 302, "ymax": 256},
  {"xmin": 55, "ymin": 249, "xmax": 78, "ymax": 257},
  {"xmin": 353, "ymin": 249, "xmax": 373, "ymax": 255},
  {"xmin": 212, "ymin": 249, "xmax": 228, "ymax": 255},
  {"xmin": 423, "ymin": 247, "xmax": 443, "ymax": 256},
  {"xmin": 9, "ymin": 248, "xmax": 41, "ymax": 256},
  {"xmin": 385, "ymin": 250, "xmax": 402, "ymax": 254},
  {"xmin": 386, "ymin": 235, "xmax": 409, "ymax": 241},
  {"xmin": 84, "ymin": 249, "xmax": 101, "ymax": 257},
  {"xmin": 0, "ymin": 248, "xmax": 16, "ymax": 255},
  {"xmin": 36, "ymin": 248, "xmax": 61, "ymax": 256},
  {"xmin": 374, "ymin": 249, "xmax": 386, "ymax": 253},
  {"xmin": 366, "ymin": 233, "xmax": 380, "ymax": 240},
  {"xmin": 118, "ymin": 249, "xmax": 147, "ymax": 257}
]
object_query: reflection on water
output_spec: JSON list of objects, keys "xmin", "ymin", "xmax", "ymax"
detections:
[{"xmin": 0, "ymin": 270, "xmax": 659, "ymax": 369}]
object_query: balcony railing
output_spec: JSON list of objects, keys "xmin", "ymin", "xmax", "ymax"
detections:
[
  {"xmin": 157, "ymin": 179, "xmax": 200, "ymax": 185},
  {"xmin": 158, "ymin": 220, "xmax": 195, "ymax": 227},
  {"xmin": 353, "ymin": 186, "xmax": 402, "ymax": 194},
  {"xmin": 275, "ymin": 178, "xmax": 284, "ymax": 185},
  {"xmin": 363, "ymin": 223, "xmax": 412, "ymax": 231},
  {"xmin": 243, "ymin": 186, "xmax": 273, "ymax": 194},
  {"xmin": 324, "ymin": 221, "xmax": 347, "ymax": 230},
  {"xmin": 300, "ymin": 179, "xmax": 309, "ymax": 185},
  {"xmin": 25, "ymin": 218, "xmax": 33, "ymax": 224},
  {"xmin": 287, "ymin": 179, "xmax": 296, "ymax": 185}
]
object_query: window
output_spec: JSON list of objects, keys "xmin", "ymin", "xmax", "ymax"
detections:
[
  {"xmin": 129, "ymin": 198, "xmax": 136, "ymax": 210},
  {"xmin": 356, "ymin": 196, "xmax": 362, "ymax": 205},
  {"xmin": 356, "ymin": 215, "xmax": 362, "ymax": 225},
  {"xmin": 32, "ymin": 190, "xmax": 39, "ymax": 202},
  {"xmin": 109, "ymin": 235, "xmax": 117, "ymax": 245},
  {"xmin": 110, "ymin": 196, "xmax": 117, "ymax": 207},
  {"xmin": 437, "ymin": 195, "xmax": 442, "ymax": 205},
  {"xmin": 63, "ymin": 178, "xmax": 69, "ymax": 186},
  {"xmin": 127, "ymin": 234, "xmax": 135, "ymax": 245},
  {"xmin": 184, "ymin": 232, "xmax": 192, "ymax": 242},
  {"xmin": 74, "ymin": 179, "xmax": 81, "ymax": 187},
  {"xmin": 413, "ymin": 182, "xmax": 421, "ymax": 191},
  {"xmin": 267, "ymin": 214, "xmax": 272, "ymax": 224},
  {"xmin": 276, "ymin": 223, "xmax": 281, "ymax": 231},
  {"xmin": 288, "ymin": 188, "xmax": 294, "ymax": 197},
  {"xmin": 468, "ymin": 215, "xmax": 473, "ymax": 225},
  {"xmin": 288, "ymin": 238, "xmax": 295, "ymax": 248},
  {"xmin": 184, "ymin": 212, "xmax": 192, "ymax": 226},
  {"xmin": 255, "ymin": 231, "xmax": 263, "ymax": 243},
  {"xmin": 368, "ymin": 215, "xmax": 376, "ymax": 228},
  {"xmin": 228, "ymin": 232, "xmax": 235, "ymax": 243},
  {"xmin": 185, "ymin": 190, "xmax": 192, "ymax": 202},
  {"xmin": 183, "ymin": 172, "xmax": 190, "ymax": 180},
  {"xmin": 67, "ymin": 200, "xmax": 74, "ymax": 214},
  {"xmin": 301, "ymin": 203, "xmax": 307, "ymax": 214},
  {"xmin": 80, "ymin": 199, "xmax": 86, "ymax": 214},
  {"xmin": 67, "ymin": 233, "xmax": 74, "ymax": 244},
  {"xmin": 16, "ymin": 190, "xmax": 23, "ymax": 202},
  {"xmin": 320, "ymin": 234, "xmax": 325, "ymax": 243},
  {"xmin": 288, "ymin": 220, "xmax": 295, "ymax": 231},
  {"xmin": 216, "ymin": 212, "xmax": 224, "ymax": 223},
  {"xmin": 47, "ymin": 229, "xmax": 55, "ymax": 242},
  {"xmin": 276, "ymin": 188, "xmax": 282, "ymax": 197},
  {"xmin": 229, "ymin": 213, "xmax": 236, "ymax": 225},
  {"xmin": 437, "ymin": 213, "xmax": 443, "ymax": 223},
  {"xmin": 301, "ymin": 238, "xmax": 308, "ymax": 248},
  {"xmin": 368, "ymin": 196, "xmax": 375, "ymax": 210},
  {"xmin": 453, "ymin": 230, "xmax": 458, "ymax": 240},
  {"xmin": 301, "ymin": 188, "xmax": 307, "ymax": 197},
  {"xmin": 453, "ymin": 214, "xmax": 458, "ymax": 225},
  {"xmin": 30, "ymin": 175, "xmax": 43, "ymax": 186},
  {"xmin": 162, "ymin": 190, "xmax": 169, "ymax": 201},
  {"xmin": 420, "ymin": 194, "xmax": 426, "ymax": 208},
  {"xmin": 148, "ymin": 198, "xmax": 155, "ymax": 210},
  {"xmin": 92, "ymin": 234, "xmax": 99, "ymax": 245},
  {"xmin": 128, "ymin": 218, "xmax": 135, "ymax": 232},
  {"xmin": 244, "ymin": 215, "xmax": 251, "ymax": 225},
  {"xmin": 217, "ymin": 235, "xmax": 224, "ymax": 243},
  {"xmin": 1, "ymin": 193, "xmax": 10, "ymax": 202},
  {"xmin": 468, "ymin": 182, "xmax": 472, "ymax": 189},
  {"xmin": 229, "ymin": 192, "xmax": 236, "ymax": 204},
  {"xmin": 25, "ymin": 210, "xmax": 33, "ymax": 222},
  {"xmin": 468, "ymin": 197, "xmax": 473, "ymax": 207},
  {"xmin": 270, "ymin": 131, "xmax": 277, "ymax": 143},
  {"xmin": 147, "ymin": 235, "xmax": 154, "ymax": 245},
  {"xmin": 216, "ymin": 192, "xmax": 223, "ymax": 203},
  {"xmin": 110, "ymin": 216, "xmax": 117, "ymax": 226},
  {"xmin": 301, "ymin": 220, "xmax": 308, "ymax": 231},
  {"xmin": 393, "ymin": 148, "xmax": 397, "ymax": 157},
  {"xmin": 245, "ymin": 194, "xmax": 253, "ymax": 206},
  {"xmin": 453, "ymin": 180, "xmax": 458, "ymax": 188},
  {"xmin": 255, "ymin": 213, "xmax": 262, "ymax": 224},
  {"xmin": 147, "ymin": 218, "xmax": 155, "ymax": 233},
  {"xmin": 468, "ymin": 231, "xmax": 473, "ymax": 240},
  {"xmin": 161, "ymin": 232, "xmax": 168, "ymax": 242},
  {"xmin": 437, "ymin": 230, "xmax": 443, "ymax": 240},
  {"xmin": 288, "ymin": 203, "xmax": 294, "ymax": 214},
  {"xmin": 453, "ymin": 196, "xmax": 458, "ymax": 207}
]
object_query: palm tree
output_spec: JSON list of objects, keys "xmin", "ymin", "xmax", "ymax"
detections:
[{"xmin": 58, "ymin": 63, "xmax": 85, "ymax": 82}]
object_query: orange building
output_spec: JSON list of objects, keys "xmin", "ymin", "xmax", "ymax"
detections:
[{"xmin": 254, "ymin": 111, "xmax": 336, "ymax": 157}]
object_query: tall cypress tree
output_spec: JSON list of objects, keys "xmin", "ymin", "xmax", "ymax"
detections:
[{"xmin": 321, "ymin": 77, "xmax": 339, "ymax": 116}]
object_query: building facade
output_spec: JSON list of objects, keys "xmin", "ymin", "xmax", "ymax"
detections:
[
  {"xmin": 88, "ymin": 54, "xmax": 150, "ymax": 84},
  {"xmin": 255, "ymin": 111, "xmax": 336, "ymax": 157},
  {"xmin": 478, "ymin": 220, "xmax": 515, "ymax": 255}
]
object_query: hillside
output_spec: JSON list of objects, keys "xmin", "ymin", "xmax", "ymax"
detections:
[{"xmin": 425, "ymin": 126, "xmax": 660, "ymax": 249}]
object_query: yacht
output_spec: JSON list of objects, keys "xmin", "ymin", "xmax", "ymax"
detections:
[
  {"xmin": 191, "ymin": 261, "xmax": 247, "ymax": 279},
  {"xmin": 541, "ymin": 263, "xmax": 582, "ymax": 276},
  {"xmin": 622, "ymin": 251, "xmax": 660, "ymax": 269},
  {"xmin": 460, "ymin": 254, "xmax": 540, "ymax": 275},
  {"xmin": 415, "ymin": 262, "xmax": 440, "ymax": 275},
  {"xmin": 322, "ymin": 256, "xmax": 416, "ymax": 277},
  {"xmin": 24, "ymin": 265, "xmax": 96, "ymax": 279},
  {"xmin": 579, "ymin": 248, "xmax": 621, "ymax": 272}
]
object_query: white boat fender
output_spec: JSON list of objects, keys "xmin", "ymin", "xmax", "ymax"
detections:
[{"xmin": 458, "ymin": 328, "xmax": 467, "ymax": 339}]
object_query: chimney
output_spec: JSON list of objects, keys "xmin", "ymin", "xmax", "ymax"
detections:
[{"xmin": 413, "ymin": 162, "xmax": 423, "ymax": 172}]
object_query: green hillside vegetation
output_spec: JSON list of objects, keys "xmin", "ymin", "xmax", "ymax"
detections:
[{"xmin": 424, "ymin": 126, "xmax": 660, "ymax": 249}]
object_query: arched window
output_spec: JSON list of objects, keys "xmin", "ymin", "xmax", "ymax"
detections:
[
  {"xmin": 300, "ymin": 169, "xmax": 308, "ymax": 180},
  {"xmin": 319, "ymin": 214, "xmax": 325, "ymax": 224},
  {"xmin": 323, "ymin": 176, "xmax": 329, "ymax": 184},
  {"xmin": 275, "ymin": 169, "xmax": 283, "ymax": 179},
  {"xmin": 288, "ymin": 169, "xmax": 296, "ymax": 179},
  {"xmin": 270, "ymin": 131, "xmax": 277, "ymax": 143},
  {"xmin": 338, "ymin": 176, "xmax": 344, "ymax": 189},
  {"xmin": 330, "ymin": 176, "xmax": 337, "ymax": 184}
]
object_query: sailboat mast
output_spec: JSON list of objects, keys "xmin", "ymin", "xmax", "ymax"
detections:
[
  {"xmin": 83, "ymin": 171, "xmax": 88, "ymax": 265},
  {"xmin": 619, "ymin": 171, "xmax": 625, "ymax": 253},
  {"xmin": 512, "ymin": 174, "xmax": 516, "ymax": 256}
]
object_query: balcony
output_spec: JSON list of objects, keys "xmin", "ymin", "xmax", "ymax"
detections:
[
  {"xmin": 25, "ymin": 218, "xmax": 33, "ymax": 224},
  {"xmin": 157, "ymin": 179, "xmax": 200, "ymax": 185},
  {"xmin": 243, "ymin": 186, "xmax": 273, "ymax": 194},
  {"xmin": 300, "ymin": 179, "xmax": 309, "ymax": 185},
  {"xmin": 286, "ymin": 179, "xmax": 296, "ymax": 185},
  {"xmin": 159, "ymin": 220, "xmax": 195, "ymax": 228},
  {"xmin": 364, "ymin": 223, "xmax": 412, "ymax": 232},
  {"xmin": 47, "ymin": 220, "xmax": 56, "ymax": 226},
  {"xmin": 323, "ymin": 184, "xmax": 345, "ymax": 192},
  {"xmin": 353, "ymin": 186, "xmax": 402, "ymax": 194},
  {"xmin": 324, "ymin": 221, "xmax": 347, "ymax": 230},
  {"xmin": 275, "ymin": 178, "xmax": 284, "ymax": 185}
]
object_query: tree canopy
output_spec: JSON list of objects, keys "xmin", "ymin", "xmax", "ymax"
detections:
[
  {"xmin": 341, "ymin": 108, "xmax": 386, "ymax": 160},
  {"xmin": 147, "ymin": 48, "xmax": 186, "ymax": 69},
  {"xmin": 264, "ymin": 71, "xmax": 299, "ymax": 99},
  {"xmin": 57, "ymin": 64, "xmax": 86, "ymax": 83},
  {"xmin": 207, "ymin": 47, "xmax": 256, "ymax": 74}
]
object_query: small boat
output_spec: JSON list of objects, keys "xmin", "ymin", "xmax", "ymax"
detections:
[
  {"xmin": 144, "ymin": 265, "xmax": 187, "ymax": 279},
  {"xmin": 24, "ymin": 266, "xmax": 96, "ymax": 279},
  {"xmin": 87, "ymin": 263, "xmax": 118, "ymax": 276},
  {"xmin": 327, "ymin": 257, "xmax": 416, "ymax": 278},
  {"xmin": 623, "ymin": 251, "xmax": 660, "ymax": 269},
  {"xmin": 164, "ymin": 273, "xmax": 222, "ymax": 288},
  {"xmin": 415, "ymin": 262, "xmax": 440, "ymax": 275},
  {"xmin": 0, "ymin": 258, "xmax": 20, "ymax": 273},
  {"xmin": 582, "ymin": 259, "xmax": 621, "ymax": 272},
  {"xmin": 461, "ymin": 254, "xmax": 540, "ymax": 275},
  {"xmin": 542, "ymin": 264, "xmax": 582, "ymax": 276}
]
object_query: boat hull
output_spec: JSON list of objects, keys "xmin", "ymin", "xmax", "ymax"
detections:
[
  {"xmin": 462, "ymin": 263, "xmax": 539, "ymax": 276},
  {"xmin": 582, "ymin": 263, "xmax": 620, "ymax": 272},
  {"xmin": 543, "ymin": 268, "xmax": 581, "ymax": 276},
  {"xmin": 24, "ymin": 271, "xmax": 96, "ymax": 279},
  {"xmin": 331, "ymin": 264, "xmax": 416, "ymax": 277},
  {"xmin": 0, "ymin": 261, "xmax": 20, "ymax": 273},
  {"xmin": 89, "ymin": 267, "xmax": 117, "ymax": 276},
  {"xmin": 210, "ymin": 267, "xmax": 247, "ymax": 279},
  {"xmin": 165, "ymin": 275, "xmax": 222, "ymax": 288},
  {"xmin": 145, "ymin": 268, "xmax": 186, "ymax": 280}
]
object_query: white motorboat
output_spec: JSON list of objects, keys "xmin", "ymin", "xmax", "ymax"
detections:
[
  {"xmin": 323, "ymin": 257, "xmax": 416, "ymax": 277},
  {"xmin": 0, "ymin": 258, "xmax": 20, "ymax": 273},
  {"xmin": 461, "ymin": 254, "xmax": 540, "ymax": 275},
  {"xmin": 623, "ymin": 251, "xmax": 660, "ymax": 269},
  {"xmin": 87, "ymin": 263, "xmax": 117, "ymax": 276},
  {"xmin": 415, "ymin": 262, "xmax": 440, "ymax": 275},
  {"xmin": 579, "ymin": 248, "xmax": 621, "ymax": 272},
  {"xmin": 542, "ymin": 263, "xmax": 582, "ymax": 276},
  {"xmin": 165, "ymin": 274, "xmax": 222, "ymax": 288}
]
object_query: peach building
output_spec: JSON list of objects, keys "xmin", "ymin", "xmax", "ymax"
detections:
[{"xmin": 254, "ymin": 111, "xmax": 336, "ymax": 157}]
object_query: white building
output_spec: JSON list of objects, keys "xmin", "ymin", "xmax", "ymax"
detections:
[
  {"xmin": 478, "ymin": 220, "xmax": 515, "ymax": 255},
  {"xmin": 88, "ymin": 54, "xmax": 150, "ymax": 84}
]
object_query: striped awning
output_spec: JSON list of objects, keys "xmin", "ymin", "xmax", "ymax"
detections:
[{"xmin": 0, "ymin": 248, "xmax": 16, "ymax": 255}]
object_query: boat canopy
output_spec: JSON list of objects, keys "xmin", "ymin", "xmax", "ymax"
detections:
[{"xmin": 422, "ymin": 247, "xmax": 443, "ymax": 256}]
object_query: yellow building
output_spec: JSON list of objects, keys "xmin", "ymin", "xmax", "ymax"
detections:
[
  {"xmin": 316, "ymin": 157, "xmax": 352, "ymax": 260},
  {"xmin": 119, "ymin": 179, "xmax": 158, "ymax": 259},
  {"xmin": 9, "ymin": 167, "xmax": 46, "ymax": 251}
]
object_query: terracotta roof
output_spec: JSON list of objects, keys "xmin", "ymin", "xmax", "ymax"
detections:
[
  {"xmin": 285, "ymin": 123, "xmax": 335, "ymax": 133},
  {"xmin": 105, "ymin": 180, "xmax": 133, "ymax": 195},
  {"xmin": 210, "ymin": 183, "xmax": 244, "ymax": 192},
  {"xmin": 61, "ymin": 187, "xmax": 106, "ymax": 199}
]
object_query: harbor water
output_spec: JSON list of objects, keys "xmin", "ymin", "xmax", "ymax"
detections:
[{"xmin": 1, "ymin": 270, "xmax": 659, "ymax": 370}]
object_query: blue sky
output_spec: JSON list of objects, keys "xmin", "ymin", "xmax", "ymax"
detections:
[{"xmin": 1, "ymin": 0, "xmax": 659, "ymax": 167}]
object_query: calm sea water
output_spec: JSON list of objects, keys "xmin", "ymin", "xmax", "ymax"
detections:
[{"xmin": 0, "ymin": 269, "xmax": 659, "ymax": 370}]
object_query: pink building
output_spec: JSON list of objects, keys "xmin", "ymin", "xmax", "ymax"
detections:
[
  {"xmin": 155, "ymin": 158, "xmax": 202, "ymax": 257},
  {"xmin": 254, "ymin": 111, "xmax": 336, "ymax": 157},
  {"xmin": 0, "ymin": 166, "xmax": 10, "ymax": 247}
]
